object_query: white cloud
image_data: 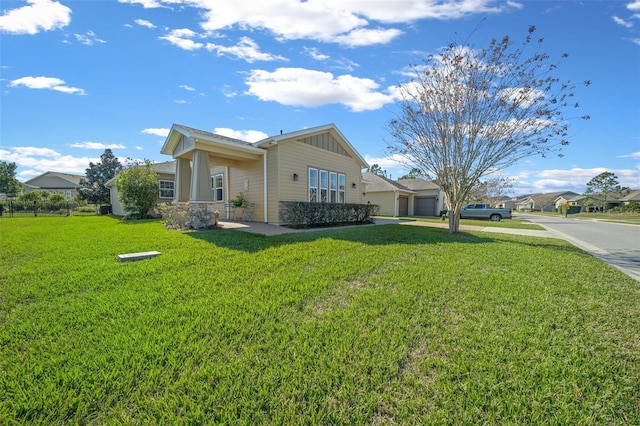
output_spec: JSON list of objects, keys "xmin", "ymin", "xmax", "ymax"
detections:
[
  {"xmin": 507, "ymin": 1, "xmax": 523, "ymax": 9},
  {"xmin": 178, "ymin": 84, "xmax": 195, "ymax": 91},
  {"xmin": 334, "ymin": 27, "xmax": 403, "ymax": 47},
  {"xmin": 0, "ymin": 147, "xmax": 98, "ymax": 177},
  {"xmin": 174, "ymin": 99, "xmax": 187, "ymax": 104},
  {"xmin": 9, "ymin": 76, "xmax": 86, "ymax": 95},
  {"xmin": 628, "ymin": 1, "xmax": 640, "ymax": 11},
  {"xmin": 617, "ymin": 151, "xmax": 640, "ymax": 159},
  {"xmin": 508, "ymin": 167, "xmax": 640, "ymax": 194},
  {"xmin": 613, "ymin": 16, "xmax": 634, "ymax": 28},
  {"xmin": 206, "ymin": 37, "xmax": 286, "ymax": 63},
  {"xmin": 74, "ymin": 30, "xmax": 106, "ymax": 45},
  {"xmin": 159, "ymin": 28, "xmax": 204, "ymax": 50},
  {"xmin": 134, "ymin": 18, "xmax": 156, "ymax": 28},
  {"xmin": 213, "ymin": 128, "xmax": 269, "ymax": 143},
  {"xmin": 303, "ymin": 47, "xmax": 329, "ymax": 61},
  {"xmin": 245, "ymin": 67, "xmax": 396, "ymax": 112},
  {"xmin": 0, "ymin": 0, "xmax": 71, "ymax": 35},
  {"xmin": 118, "ymin": 0, "xmax": 165, "ymax": 9},
  {"xmin": 631, "ymin": 38, "xmax": 640, "ymax": 46},
  {"xmin": 141, "ymin": 128, "xmax": 170, "ymax": 137},
  {"xmin": 70, "ymin": 142, "xmax": 126, "ymax": 150}
]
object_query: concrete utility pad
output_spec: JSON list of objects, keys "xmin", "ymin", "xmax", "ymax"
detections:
[{"xmin": 117, "ymin": 251, "xmax": 161, "ymax": 262}]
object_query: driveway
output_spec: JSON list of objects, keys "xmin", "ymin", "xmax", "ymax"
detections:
[{"xmin": 518, "ymin": 214, "xmax": 640, "ymax": 282}]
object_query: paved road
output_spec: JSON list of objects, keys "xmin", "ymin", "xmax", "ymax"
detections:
[{"xmin": 518, "ymin": 214, "xmax": 640, "ymax": 282}]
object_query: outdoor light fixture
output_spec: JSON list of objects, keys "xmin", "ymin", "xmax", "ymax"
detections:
[
  {"xmin": 293, "ymin": 173, "xmax": 299, "ymax": 181},
  {"xmin": 352, "ymin": 182, "xmax": 357, "ymax": 188}
]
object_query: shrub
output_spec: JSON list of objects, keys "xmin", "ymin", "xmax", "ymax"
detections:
[
  {"xmin": 279, "ymin": 201, "xmax": 379, "ymax": 228},
  {"xmin": 158, "ymin": 203, "xmax": 217, "ymax": 230}
]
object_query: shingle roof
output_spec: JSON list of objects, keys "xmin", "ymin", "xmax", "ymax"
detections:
[
  {"xmin": 151, "ymin": 160, "xmax": 176, "ymax": 175},
  {"xmin": 174, "ymin": 124, "xmax": 254, "ymax": 147}
]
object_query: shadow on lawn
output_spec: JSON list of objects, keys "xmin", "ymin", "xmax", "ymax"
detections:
[{"xmin": 185, "ymin": 223, "xmax": 585, "ymax": 255}]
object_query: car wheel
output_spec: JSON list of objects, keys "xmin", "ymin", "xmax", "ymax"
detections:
[{"xmin": 490, "ymin": 214, "xmax": 501, "ymax": 222}]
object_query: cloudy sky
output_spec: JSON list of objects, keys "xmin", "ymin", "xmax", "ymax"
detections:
[{"xmin": 1, "ymin": 0, "xmax": 639, "ymax": 195}]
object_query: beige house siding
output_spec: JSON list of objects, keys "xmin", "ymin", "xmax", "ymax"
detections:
[
  {"xmin": 268, "ymin": 139, "xmax": 364, "ymax": 224},
  {"xmin": 365, "ymin": 192, "xmax": 396, "ymax": 216},
  {"xmin": 226, "ymin": 160, "xmax": 265, "ymax": 222}
]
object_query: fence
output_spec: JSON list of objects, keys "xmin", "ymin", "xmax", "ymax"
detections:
[{"xmin": 0, "ymin": 200, "xmax": 110, "ymax": 217}]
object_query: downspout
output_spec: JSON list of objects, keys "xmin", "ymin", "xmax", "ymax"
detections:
[
  {"xmin": 394, "ymin": 190, "xmax": 399, "ymax": 217},
  {"xmin": 263, "ymin": 151, "xmax": 268, "ymax": 223}
]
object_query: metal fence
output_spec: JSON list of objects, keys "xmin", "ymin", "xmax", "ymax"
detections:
[{"xmin": 0, "ymin": 200, "xmax": 109, "ymax": 217}]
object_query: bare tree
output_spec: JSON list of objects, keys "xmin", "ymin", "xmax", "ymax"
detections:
[
  {"xmin": 387, "ymin": 26, "xmax": 590, "ymax": 233},
  {"xmin": 468, "ymin": 176, "xmax": 513, "ymax": 207}
]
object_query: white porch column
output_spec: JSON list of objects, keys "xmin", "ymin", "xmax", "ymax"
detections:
[
  {"xmin": 190, "ymin": 150, "xmax": 214, "ymax": 202},
  {"xmin": 175, "ymin": 158, "xmax": 191, "ymax": 202}
]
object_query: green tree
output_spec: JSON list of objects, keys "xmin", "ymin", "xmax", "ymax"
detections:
[
  {"xmin": 80, "ymin": 149, "xmax": 122, "ymax": 204},
  {"xmin": 584, "ymin": 171, "xmax": 629, "ymax": 213},
  {"xmin": 367, "ymin": 164, "xmax": 388, "ymax": 178},
  {"xmin": 398, "ymin": 168, "xmax": 428, "ymax": 180},
  {"xmin": 0, "ymin": 161, "xmax": 22, "ymax": 196},
  {"xmin": 387, "ymin": 26, "xmax": 590, "ymax": 233},
  {"xmin": 115, "ymin": 160, "xmax": 159, "ymax": 218}
]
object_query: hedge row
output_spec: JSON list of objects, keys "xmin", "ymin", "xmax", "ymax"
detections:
[{"xmin": 278, "ymin": 201, "xmax": 378, "ymax": 228}]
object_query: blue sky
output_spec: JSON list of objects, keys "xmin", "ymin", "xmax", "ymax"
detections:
[{"xmin": 1, "ymin": 0, "xmax": 639, "ymax": 195}]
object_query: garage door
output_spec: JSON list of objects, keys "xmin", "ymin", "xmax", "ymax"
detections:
[
  {"xmin": 398, "ymin": 196, "xmax": 409, "ymax": 216},
  {"xmin": 414, "ymin": 196, "xmax": 436, "ymax": 216}
]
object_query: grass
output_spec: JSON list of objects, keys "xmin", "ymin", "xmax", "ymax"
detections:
[
  {"xmin": 1, "ymin": 216, "xmax": 638, "ymax": 424},
  {"xmin": 396, "ymin": 215, "xmax": 545, "ymax": 230}
]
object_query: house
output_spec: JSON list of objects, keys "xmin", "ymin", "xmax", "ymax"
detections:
[
  {"xmin": 362, "ymin": 172, "xmax": 444, "ymax": 217},
  {"xmin": 620, "ymin": 189, "xmax": 640, "ymax": 206},
  {"xmin": 515, "ymin": 191, "xmax": 578, "ymax": 212},
  {"xmin": 23, "ymin": 171, "xmax": 84, "ymax": 200},
  {"xmin": 152, "ymin": 123, "xmax": 368, "ymax": 224},
  {"xmin": 107, "ymin": 161, "xmax": 177, "ymax": 216}
]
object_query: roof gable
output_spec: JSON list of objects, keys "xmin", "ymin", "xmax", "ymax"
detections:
[{"xmin": 25, "ymin": 171, "xmax": 83, "ymax": 189}]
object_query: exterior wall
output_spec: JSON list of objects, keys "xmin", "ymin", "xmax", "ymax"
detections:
[
  {"xmin": 268, "ymin": 139, "xmax": 364, "ymax": 224},
  {"xmin": 364, "ymin": 192, "xmax": 397, "ymax": 216},
  {"xmin": 226, "ymin": 159, "xmax": 265, "ymax": 222},
  {"xmin": 110, "ymin": 186, "xmax": 124, "ymax": 215}
]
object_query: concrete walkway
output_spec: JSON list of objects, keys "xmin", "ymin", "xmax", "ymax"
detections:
[{"xmin": 217, "ymin": 218, "xmax": 559, "ymax": 239}]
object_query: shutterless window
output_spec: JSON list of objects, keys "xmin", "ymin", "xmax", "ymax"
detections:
[
  {"xmin": 159, "ymin": 180, "xmax": 175, "ymax": 198},
  {"xmin": 309, "ymin": 168, "xmax": 318, "ymax": 202},
  {"xmin": 338, "ymin": 174, "xmax": 345, "ymax": 203},
  {"xmin": 320, "ymin": 170, "xmax": 328, "ymax": 202},
  {"xmin": 329, "ymin": 172, "xmax": 337, "ymax": 203},
  {"xmin": 211, "ymin": 174, "xmax": 223, "ymax": 202}
]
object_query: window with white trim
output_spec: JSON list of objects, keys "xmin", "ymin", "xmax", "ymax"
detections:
[
  {"xmin": 211, "ymin": 174, "xmax": 223, "ymax": 202},
  {"xmin": 159, "ymin": 180, "xmax": 175, "ymax": 198},
  {"xmin": 308, "ymin": 168, "xmax": 346, "ymax": 203},
  {"xmin": 329, "ymin": 172, "xmax": 337, "ymax": 203},
  {"xmin": 309, "ymin": 168, "xmax": 318, "ymax": 202}
]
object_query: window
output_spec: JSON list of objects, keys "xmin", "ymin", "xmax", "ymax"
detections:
[
  {"xmin": 320, "ymin": 170, "xmax": 328, "ymax": 202},
  {"xmin": 338, "ymin": 174, "xmax": 345, "ymax": 203},
  {"xmin": 159, "ymin": 180, "xmax": 175, "ymax": 198},
  {"xmin": 330, "ymin": 172, "xmax": 337, "ymax": 203},
  {"xmin": 309, "ymin": 168, "xmax": 318, "ymax": 202},
  {"xmin": 211, "ymin": 174, "xmax": 223, "ymax": 202},
  {"xmin": 308, "ymin": 168, "xmax": 346, "ymax": 204}
]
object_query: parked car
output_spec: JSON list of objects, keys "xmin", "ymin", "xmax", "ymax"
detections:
[{"xmin": 460, "ymin": 203, "xmax": 512, "ymax": 221}]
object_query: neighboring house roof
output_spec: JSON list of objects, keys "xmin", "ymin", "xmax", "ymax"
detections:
[
  {"xmin": 362, "ymin": 172, "xmax": 416, "ymax": 193},
  {"xmin": 394, "ymin": 178, "xmax": 440, "ymax": 191},
  {"xmin": 620, "ymin": 189, "xmax": 640, "ymax": 202},
  {"xmin": 24, "ymin": 171, "xmax": 84, "ymax": 189}
]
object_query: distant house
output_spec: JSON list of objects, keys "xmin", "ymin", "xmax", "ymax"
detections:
[
  {"xmin": 515, "ymin": 191, "xmax": 578, "ymax": 212},
  {"xmin": 107, "ymin": 161, "xmax": 177, "ymax": 216},
  {"xmin": 108, "ymin": 123, "xmax": 369, "ymax": 223},
  {"xmin": 23, "ymin": 171, "xmax": 84, "ymax": 200},
  {"xmin": 620, "ymin": 189, "xmax": 640, "ymax": 206},
  {"xmin": 362, "ymin": 172, "xmax": 445, "ymax": 217}
]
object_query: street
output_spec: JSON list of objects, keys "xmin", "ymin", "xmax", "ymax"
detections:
[{"xmin": 519, "ymin": 214, "xmax": 640, "ymax": 282}]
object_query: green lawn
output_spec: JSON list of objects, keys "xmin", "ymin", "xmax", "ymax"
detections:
[
  {"xmin": 396, "ymin": 215, "xmax": 545, "ymax": 230},
  {"xmin": 1, "ymin": 217, "xmax": 638, "ymax": 424}
]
